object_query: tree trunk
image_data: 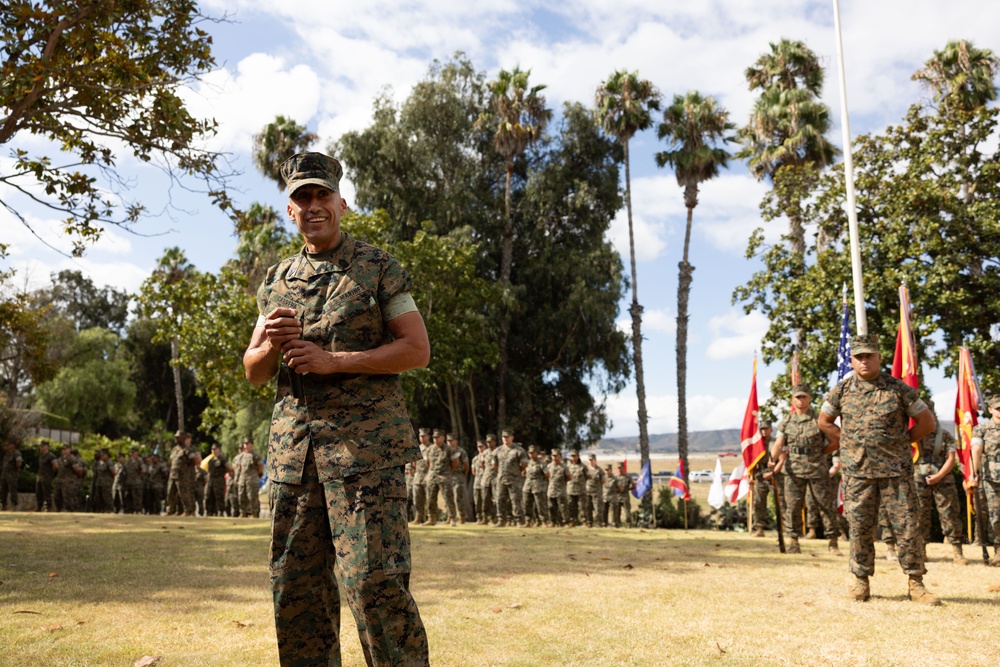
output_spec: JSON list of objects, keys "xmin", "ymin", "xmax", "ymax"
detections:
[
  {"xmin": 496, "ymin": 164, "xmax": 515, "ymax": 432},
  {"xmin": 170, "ymin": 336, "xmax": 185, "ymax": 432},
  {"xmin": 676, "ymin": 199, "xmax": 696, "ymax": 490},
  {"xmin": 445, "ymin": 379, "xmax": 459, "ymax": 437},
  {"xmin": 623, "ymin": 139, "xmax": 650, "ymax": 494},
  {"xmin": 467, "ymin": 376, "xmax": 481, "ymax": 444}
]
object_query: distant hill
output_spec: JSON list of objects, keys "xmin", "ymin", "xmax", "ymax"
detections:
[{"xmin": 600, "ymin": 421, "xmax": 957, "ymax": 454}]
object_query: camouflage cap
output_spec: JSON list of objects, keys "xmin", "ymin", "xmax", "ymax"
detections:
[
  {"xmin": 477, "ymin": 440, "xmax": 486, "ymax": 448},
  {"xmin": 551, "ymin": 449, "xmax": 561, "ymax": 457},
  {"xmin": 850, "ymin": 334, "xmax": 879, "ymax": 355},
  {"xmin": 446, "ymin": 433, "xmax": 458, "ymax": 441},
  {"xmin": 988, "ymin": 394, "xmax": 1000, "ymax": 410},
  {"xmin": 570, "ymin": 450, "xmax": 580, "ymax": 458},
  {"xmin": 528, "ymin": 444, "xmax": 539, "ymax": 454},
  {"xmin": 280, "ymin": 152, "xmax": 343, "ymax": 195},
  {"xmin": 174, "ymin": 430, "xmax": 190, "ymax": 440},
  {"xmin": 791, "ymin": 383, "xmax": 812, "ymax": 398},
  {"xmin": 418, "ymin": 427, "xmax": 431, "ymax": 436},
  {"xmin": 501, "ymin": 429, "xmax": 513, "ymax": 437},
  {"xmin": 759, "ymin": 420, "xmax": 772, "ymax": 429},
  {"xmin": 432, "ymin": 429, "xmax": 445, "ymax": 438},
  {"xmin": 617, "ymin": 462, "xmax": 626, "ymax": 470},
  {"xmin": 588, "ymin": 453, "xmax": 597, "ymax": 460},
  {"xmin": 486, "ymin": 434, "xmax": 497, "ymax": 442}
]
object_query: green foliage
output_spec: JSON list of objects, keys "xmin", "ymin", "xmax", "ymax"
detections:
[
  {"xmin": 32, "ymin": 270, "xmax": 131, "ymax": 334},
  {"xmin": 0, "ymin": 288, "xmax": 54, "ymax": 400},
  {"xmin": 32, "ymin": 327, "xmax": 137, "ymax": 435},
  {"xmin": 594, "ymin": 70, "xmax": 661, "ymax": 144},
  {"xmin": 252, "ymin": 115, "xmax": 318, "ymax": 190},
  {"xmin": 652, "ymin": 486, "xmax": 706, "ymax": 529},
  {"xmin": 913, "ymin": 39, "xmax": 999, "ymax": 116},
  {"xmin": 735, "ymin": 103, "xmax": 1000, "ymax": 404},
  {"xmin": 0, "ymin": 0, "xmax": 235, "ymax": 255}
]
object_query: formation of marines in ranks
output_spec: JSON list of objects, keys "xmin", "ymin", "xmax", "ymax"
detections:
[
  {"xmin": 405, "ymin": 427, "xmax": 637, "ymax": 528},
  {"xmin": 0, "ymin": 430, "xmax": 266, "ymax": 518}
]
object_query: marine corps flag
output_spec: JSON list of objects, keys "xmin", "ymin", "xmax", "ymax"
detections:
[
  {"xmin": 954, "ymin": 347, "xmax": 980, "ymax": 485},
  {"xmin": 891, "ymin": 283, "xmax": 920, "ymax": 462},
  {"xmin": 741, "ymin": 357, "xmax": 767, "ymax": 475}
]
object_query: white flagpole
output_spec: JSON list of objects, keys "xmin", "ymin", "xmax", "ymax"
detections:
[{"xmin": 832, "ymin": 0, "xmax": 868, "ymax": 335}]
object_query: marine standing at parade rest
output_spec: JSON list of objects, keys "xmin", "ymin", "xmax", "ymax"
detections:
[
  {"xmin": 522, "ymin": 445, "xmax": 550, "ymax": 526},
  {"xmin": 546, "ymin": 450, "xmax": 569, "ymax": 526},
  {"xmin": 234, "ymin": 438, "xmax": 264, "ymax": 518},
  {"xmin": 0, "ymin": 441, "xmax": 22, "ymax": 510},
  {"xmin": 205, "ymin": 443, "xmax": 230, "ymax": 516},
  {"xmin": 243, "ymin": 152, "xmax": 429, "ymax": 666},
  {"xmin": 495, "ymin": 430, "xmax": 528, "ymax": 527},
  {"xmin": 471, "ymin": 440, "xmax": 488, "ymax": 524},
  {"xmin": 565, "ymin": 451, "xmax": 589, "ymax": 527},
  {"xmin": 411, "ymin": 427, "xmax": 430, "ymax": 524},
  {"xmin": 424, "ymin": 429, "xmax": 458, "ymax": 526},
  {"xmin": 448, "ymin": 433, "xmax": 469, "ymax": 523},
  {"xmin": 771, "ymin": 384, "xmax": 841, "ymax": 556},
  {"xmin": 970, "ymin": 394, "xmax": 1000, "ymax": 566},
  {"xmin": 602, "ymin": 464, "xmax": 616, "ymax": 527},
  {"xmin": 91, "ymin": 449, "xmax": 115, "ymax": 513},
  {"xmin": 483, "ymin": 434, "xmax": 500, "ymax": 524},
  {"xmin": 584, "ymin": 454, "xmax": 605, "ymax": 528},
  {"xmin": 750, "ymin": 421, "xmax": 773, "ymax": 537},
  {"xmin": 611, "ymin": 463, "xmax": 633, "ymax": 528},
  {"xmin": 818, "ymin": 334, "xmax": 939, "ymax": 605},
  {"xmin": 35, "ymin": 442, "xmax": 56, "ymax": 512},
  {"xmin": 166, "ymin": 431, "xmax": 197, "ymax": 516},
  {"xmin": 122, "ymin": 447, "xmax": 146, "ymax": 514}
]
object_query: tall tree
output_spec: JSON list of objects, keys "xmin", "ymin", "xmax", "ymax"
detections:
[
  {"xmin": 479, "ymin": 66, "xmax": 551, "ymax": 431},
  {"xmin": 0, "ymin": 0, "xmax": 234, "ymax": 256},
  {"xmin": 595, "ymin": 70, "xmax": 661, "ymax": 473},
  {"xmin": 655, "ymin": 91, "xmax": 735, "ymax": 491},
  {"xmin": 252, "ymin": 115, "xmax": 318, "ymax": 191},
  {"xmin": 137, "ymin": 247, "xmax": 198, "ymax": 432},
  {"xmin": 33, "ymin": 270, "xmax": 131, "ymax": 334},
  {"xmin": 912, "ymin": 39, "xmax": 1000, "ymax": 116},
  {"xmin": 738, "ymin": 39, "xmax": 838, "ymax": 259}
]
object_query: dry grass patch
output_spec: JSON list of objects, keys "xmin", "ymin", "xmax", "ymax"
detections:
[{"xmin": 2, "ymin": 514, "xmax": 1000, "ymax": 666}]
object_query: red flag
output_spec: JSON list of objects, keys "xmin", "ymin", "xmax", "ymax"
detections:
[
  {"xmin": 669, "ymin": 460, "xmax": 690, "ymax": 501},
  {"xmin": 955, "ymin": 347, "xmax": 980, "ymax": 486},
  {"xmin": 741, "ymin": 357, "xmax": 767, "ymax": 475},
  {"xmin": 891, "ymin": 284, "xmax": 920, "ymax": 462}
]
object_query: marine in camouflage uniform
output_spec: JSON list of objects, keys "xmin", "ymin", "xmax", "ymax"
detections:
[
  {"xmin": 410, "ymin": 428, "xmax": 430, "ymax": 524},
  {"xmin": 601, "ymin": 465, "xmax": 615, "ymax": 526},
  {"xmin": 35, "ymin": 442, "xmax": 57, "ymax": 512},
  {"xmin": 122, "ymin": 448, "xmax": 146, "ymax": 514},
  {"xmin": 610, "ymin": 464, "xmax": 632, "ymax": 528},
  {"xmin": 584, "ymin": 454, "xmax": 605, "ymax": 528},
  {"xmin": 424, "ymin": 430, "xmax": 457, "ymax": 526},
  {"xmin": 971, "ymin": 394, "xmax": 1000, "ymax": 566},
  {"xmin": 883, "ymin": 404, "xmax": 968, "ymax": 565},
  {"xmin": 522, "ymin": 446, "xmax": 550, "ymax": 526},
  {"xmin": 1, "ymin": 443, "xmax": 22, "ymax": 510},
  {"xmin": 205, "ymin": 444, "xmax": 229, "ymax": 516},
  {"xmin": 772, "ymin": 384, "xmax": 840, "ymax": 555},
  {"xmin": 147, "ymin": 455, "xmax": 168, "ymax": 515},
  {"xmin": 448, "ymin": 434, "xmax": 470, "ymax": 523},
  {"xmin": 483, "ymin": 434, "xmax": 500, "ymax": 524},
  {"xmin": 53, "ymin": 445, "xmax": 81, "ymax": 511},
  {"xmin": 91, "ymin": 449, "xmax": 115, "ymax": 513},
  {"xmin": 243, "ymin": 153, "xmax": 428, "ymax": 666},
  {"xmin": 234, "ymin": 439, "xmax": 264, "ymax": 518},
  {"xmin": 166, "ymin": 431, "xmax": 197, "ymax": 516},
  {"xmin": 546, "ymin": 450, "xmax": 569, "ymax": 526},
  {"xmin": 471, "ymin": 441, "xmax": 488, "ymax": 523},
  {"xmin": 194, "ymin": 464, "xmax": 207, "ymax": 516},
  {"xmin": 750, "ymin": 422, "xmax": 773, "ymax": 537},
  {"xmin": 495, "ymin": 430, "xmax": 527, "ymax": 526},
  {"xmin": 819, "ymin": 334, "xmax": 939, "ymax": 605},
  {"xmin": 565, "ymin": 452, "xmax": 589, "ymax": 527}
]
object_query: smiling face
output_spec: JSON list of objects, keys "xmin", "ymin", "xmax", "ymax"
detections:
[{"xmin": 287, "ymin": 184, "xmax": 348, "ymax": 252}]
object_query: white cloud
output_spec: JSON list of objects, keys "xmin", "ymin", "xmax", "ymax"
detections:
[
  {"xmin": 705, "ymin": 309, "xmax": 770, "ymax": 360},
  {"xmin": 616, "ymin": 307, "xmax": 675, "ymax": 336},
  {"xmin": 603, "ymin": 389, "xmax": 750, "ymax": 437}
]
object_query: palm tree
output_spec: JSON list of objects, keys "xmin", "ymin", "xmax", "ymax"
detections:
[
  {"xmin": 738, "ymin": 39, "xmax": 838, "ymax": 259},
  {"xmin": 656, "ymin": 91, "xmax": 735, "ymax": 492},
  {"xmin": 480, "ymin": 67, "xmax": 551, "ymax": 431},
  {"xmin": 252, "ymin": 116, "xmax": 318, "ymax": 190},
  {"xmin": 595, "ymin": 70, "xmax": 661, "ymax": 485},
  {"xmin": 912, "ymin": 39, "xmax": 1000, "ymax": 115}
]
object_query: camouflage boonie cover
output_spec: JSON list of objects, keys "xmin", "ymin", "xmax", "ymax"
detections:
[
  {"xmin": 822, "ymin": 372, "xmax": 924, "ymax": 479},
  {"xmin": 972, "ymin": 420, "xmax": 1000, "ymax": 482},
  {"xmin": 777, "ymin": 409, "xmax": 828, "ymax": 478},
  {"xmin": 257, "ymin": 233, "xmax": 420, "ymax": 483}
]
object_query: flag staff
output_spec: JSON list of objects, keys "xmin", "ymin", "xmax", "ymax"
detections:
[{"xmin": 832, "ymin": 0, "xmax": 867, "ymax": 335}]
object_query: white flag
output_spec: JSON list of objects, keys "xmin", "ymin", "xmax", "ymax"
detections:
[
  {"xmin": 707, "ymin": 458, "xmax": 725, "ymax": 509},
  {"xmin": 725, "ymin": 463, "xmax": 749, "ymax": 504}
]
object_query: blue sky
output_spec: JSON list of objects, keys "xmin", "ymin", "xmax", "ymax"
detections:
[{"xmin": 5, "ymin": 0, "xmax": 998, "ymax": 437}]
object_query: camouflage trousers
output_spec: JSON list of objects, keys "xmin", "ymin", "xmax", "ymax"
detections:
[
  {"xmin": 751, "ymin": 476, "xmax": 771, "ymax": 531},
  {"xmin": 481, "ymin": 480, "xmax": 496, "ymax": 523},
  {"xmin": 270, "ymin": 450, "xmax": 429, "ymax": 667},
  {"xmin": 844, "ymin": 476, "xmax": 925, "ymax": 577},
  {"xmin": 124, "ymin": 483, "xmax": 144, "ymax": 514},
  {"xmin": 92, "ymin": 483, "xmax": 113, "ymax": 513},
  {"xmin": 548, "ymin": 496, "xmax": 565, "ymax": 526},
  {"xmin": 522, "ymin": 489, "xmax": 549, "ymax": 524},
  {"xmin": 1, "ymin": 472, "xmax": 19, "ymax": 509},
  {"xmin": 239, "ymin": 479, "xmax": 260, "ymax": 518},
  {"xmin": 426, "ymin": 477, "xmax": 456, "ymax": 522},
  {"xmin": 609, "ymin": 496, "xmax": 627, "ymax": 528},
  {"xmin": 452, "ymin": 477, "xmax": 466, "ymax": 522},
  {"xmin": 473, "ymin": 485, "xmax": 486, "ymax": 521},
  {"xmin": 584, "ymin": 492, "xmax": 603, "ymax": 527},
  {"xmin": 566, "ymin": 494, "xmax": 584, "ymax": 526},
  {"xmin": 880, "ymin": 474, "xmax": 965, "ymax": 547},
  {"xmin": 411, "ymin": 482, "xmax": 427, "ymax": 523},
  {"xmin": 496, "ymin": 481, "xmax": 524, "ymax": 523},
  {"xmin": 205, "ymin": 479, "xmax": 227, "ymax": 516},
  {"xmin": 35, "ymin": 476, "xmax": 54, "ymax": 511},
  {"xmin": 166, "ymin": 475, "xmax": 195, "ymax": 514},
  {"xmin": 982, "ymin": 479, "xmax": 1000, "ymax": 547},
  {"xmin": 782, "ymin": 474, "xmax": 837, "ymax": 540}
]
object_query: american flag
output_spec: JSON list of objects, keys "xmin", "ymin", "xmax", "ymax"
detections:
[{"xmin": 836, "ymin": 299, "xmax": 852, "ymax": 382}]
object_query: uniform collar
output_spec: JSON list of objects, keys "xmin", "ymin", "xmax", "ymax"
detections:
[{"xmin": 288, "ymin": 233, "xmax": 356, "ymax": 280}]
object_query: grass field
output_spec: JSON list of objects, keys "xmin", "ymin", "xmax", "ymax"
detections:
[{"xmin": 2, "ymin": 512, "xmax": 999, "ymax": 666}]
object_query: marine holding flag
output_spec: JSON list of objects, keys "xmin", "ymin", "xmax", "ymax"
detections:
[
  {"xmin": 970, "ymin": 394, "xmax": 1000, "ymax": 566},
  {"xmin": 818, "ymin": 334, "xmax": 939, "ymax": 605},
  {"xmin": 750, "ymin": 421, "xmax": 774, "ymax": 537},
  {"xmin": 770, "ymin": 384, "xmax": 840, "ymax": 556}
]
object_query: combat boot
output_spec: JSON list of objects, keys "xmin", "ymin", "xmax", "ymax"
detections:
[
  {"xmin": 989, "ymin": 550, "xmax": 1000, "ymax": 567},
  {"xmin": 907, "ymin": 576, "xmax": 941, "ymax": 606},
  {"xmin": 885, "ymin": 543, "xmax": 897, "ymax": 561},
  {"xmin": 787, "ymin": 537, "xmax": 801, "ymax": 554},
  {"xmin": 952, "ymin": 544, "xmax": 968, "ymax": 566},
  {"xmin": 804, "ymin": 528, "xmax": 817, "ymax": 540},
  {"xmin": 752, "ymin": 526, "xmax": 765, "ymax": 538},
  {"xmin": 828, "ymin": 537, "xmax": 842, "ymax": 556},
  {"xmin": 847, "ymin": 575, "xmax": 870, "ymax": 601}
]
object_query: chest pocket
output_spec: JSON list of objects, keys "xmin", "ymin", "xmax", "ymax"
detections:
[{"xmin": 314, "ymin": 284, "xmax": 383, "ymax": 351}]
